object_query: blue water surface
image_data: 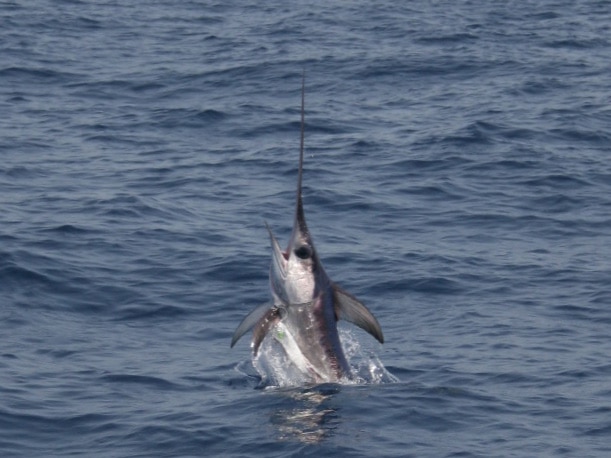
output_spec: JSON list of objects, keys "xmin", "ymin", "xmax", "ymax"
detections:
[{"xmin": 2, "ymin": 0, "xmax": 611, "ymax": 456}]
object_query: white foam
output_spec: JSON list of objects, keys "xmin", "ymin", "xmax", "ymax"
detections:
[{"xmin": 251, "ymin": 325, "xmax": 397, "ymax": 388}]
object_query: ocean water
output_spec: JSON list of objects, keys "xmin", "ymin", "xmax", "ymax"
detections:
[{"xmin": 2, "ymin": 0, "xmax": 611, "ymax": 456}]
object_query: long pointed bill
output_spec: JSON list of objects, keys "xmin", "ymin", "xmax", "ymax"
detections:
[{"xmin": 289, "ymin": 72, "xmax": 312, "ymax": 252}]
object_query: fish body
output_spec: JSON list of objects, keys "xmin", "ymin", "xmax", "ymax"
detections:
[{"xmin": 231, "ymin": 76, "xmax": 383, "ymax": 383}]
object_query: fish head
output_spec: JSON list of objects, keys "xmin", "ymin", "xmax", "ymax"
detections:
[{"xmin": 266, "ymin": 207, "xmax": 321, "ymax": 305}]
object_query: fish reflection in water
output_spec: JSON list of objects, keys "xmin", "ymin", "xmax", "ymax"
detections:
[{"xmin": 269, "ymin": 386, "xmax": 341, "ymax": 444}]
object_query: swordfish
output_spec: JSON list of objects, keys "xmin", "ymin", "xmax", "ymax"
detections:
[{"xmin": 231, "ymin": 78, "xmax": 384, "ymax": 383}]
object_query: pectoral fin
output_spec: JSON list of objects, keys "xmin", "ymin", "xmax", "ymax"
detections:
[
  {"xmin": 252, "ymin": 306, "xmax": 283, "ymax": 356},
  {"xmin": 231, "ymin": 303, "xmax": 273, "ymax": 348},
  {"xmin": 230, "ymin": 303, "xmax": 283, "ymax": 356},
  {"xmin": 332, "ymin": 284, "xmax": 384, "ymax": 344}
]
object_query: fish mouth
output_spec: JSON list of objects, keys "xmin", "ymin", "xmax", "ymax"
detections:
[{"xmin": 265, "ymin": 221, "xmax": 287, "ymax": 279}]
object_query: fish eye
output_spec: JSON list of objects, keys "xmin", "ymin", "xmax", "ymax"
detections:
[{"xmin": 294, "ymin": 245, "xmax": 312, "ymax": 260}]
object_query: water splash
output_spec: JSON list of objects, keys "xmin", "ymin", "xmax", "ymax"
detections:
[{"xmin": 245, "ymin": 323, "xmax": 397, "ymax": 388}]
